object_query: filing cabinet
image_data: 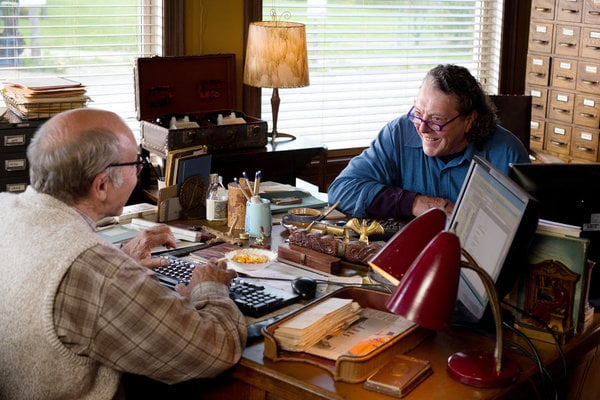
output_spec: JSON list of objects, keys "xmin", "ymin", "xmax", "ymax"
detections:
[
  {"xmin": 0, "ymin": 113, "xmax": 46, "ymax": 193},
  {"xmin": 526, "ymin": 0, "xmax": 600, "ymax": 162}
]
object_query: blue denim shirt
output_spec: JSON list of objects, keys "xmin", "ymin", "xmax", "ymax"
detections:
[{"xmin": 328, "ymin": 115, "xmax": 531, "ymax": 218}]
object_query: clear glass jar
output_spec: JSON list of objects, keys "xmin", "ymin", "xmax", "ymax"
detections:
[{"xmin": 206, "ymin": 174, "xmax": 228, "ymax": 224}]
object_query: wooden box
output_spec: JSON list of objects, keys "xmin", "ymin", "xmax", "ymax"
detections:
[
  {"xmin": 135, "ymin": 54, "xmax": 268, "ymax": 157},
  {"xmin": 262, "ymin": 286, "xmax": 432, "ymax": 383}
]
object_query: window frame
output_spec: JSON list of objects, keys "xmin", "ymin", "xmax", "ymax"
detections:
[{"xmin": 242, "ymin": 0, "xmax": 528, "ymax": 148}]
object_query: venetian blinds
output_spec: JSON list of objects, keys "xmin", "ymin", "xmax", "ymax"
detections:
[
  {"xmin": 0, "ymin": 1, "xmax": 164, "ymax": 135},
  {"xmin": 260, "ymin": 0, "xmax": 504, "ymax": 149}
]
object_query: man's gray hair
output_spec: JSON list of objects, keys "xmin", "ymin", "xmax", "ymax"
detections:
[{"xmin": 28, "ymin": 125, "xmax": 122, "ymax": 204}]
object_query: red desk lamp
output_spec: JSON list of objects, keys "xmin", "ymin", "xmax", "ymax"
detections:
[{"xmin": 376, "ymin": 209, "xmax": 519, "ymax": 388}]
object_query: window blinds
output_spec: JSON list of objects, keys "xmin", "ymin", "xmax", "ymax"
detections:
[
  {"xmin": 260, "ymin": 0, "xmax": 504, "ymax": 149},
  {"xmin": 0, "ymin": 1, "xmax": 163, "ymax": 136}
]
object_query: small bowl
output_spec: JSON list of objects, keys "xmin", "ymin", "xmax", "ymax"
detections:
[
  {"xmin": 281, "ymin": 207, "xmax": 322, "ymax": 229},
  {"xmin": 224, "ymin": 248, "xmax": 277, "ymax": 271}
]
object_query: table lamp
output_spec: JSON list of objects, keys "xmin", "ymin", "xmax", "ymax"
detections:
[
  {"xmin": 382, "ymin": 211, "xmax": 519, "ymax": 388},
  {"xmin": 243, "ymin": 20, "xmax": 309, "ymax": 142}
]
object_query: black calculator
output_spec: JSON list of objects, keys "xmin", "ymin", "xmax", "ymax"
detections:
[{"xmin": 153, "ymin": 255, "xmax": 301, "ymax": 318}]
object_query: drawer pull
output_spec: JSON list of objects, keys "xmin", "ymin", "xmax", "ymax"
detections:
[
  {"xmin": 585, "ymin": 45, "xmax": 600, "ymax": 51},
  {"xmin": 529, "ymin": 72, "xmax": 546, "ymax": 78},
  {"xmin": 558, "ymin": 42, "xmax": 576, "ymax": 47},
  {"xmin": 579, "ymin": 112, "xmax": 598, "ymax": 119},
  {"xmin": 561, "ymin": 8, "xmax": 579, "ymax": 14},
  {"xmin": 589, "ymin": 11, "xmax": 600, "ymax": 16},
  {"xmin": 531, "ymin": 135, "xmax": 542, "ymax": 141},
  {"xmin": 581, "ymin": 79, "xmax": 599, "ymax": 86},
  {"xmin": 533, "ymin": 39, "xmax": 549, "ymax": 45},
  {"xmin": 535, "ymin": 7, "xmax": 551, "ymax": 12},
  {"xmin": 556, "ymin": 75, "xmax": 574, "ymax": 81},
  {"xmin": 552, "ymin": 107, "xmax": 570, "ymax": 114},
  {"xmin": 533, "ymin": 104, "xmax": 544, "ymax": 109},
  {"xmin": 577, "ymin": 146, "xmax": 593, "ymax": 152},
  {"xmin": 550, "ymin": 140, "xmax": 567, "ymax": 147}
]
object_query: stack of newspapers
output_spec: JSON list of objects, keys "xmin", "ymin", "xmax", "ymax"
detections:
[
  {"xmin": 274, "ymin": 297, "xmax": 362, "ymax": 352},
  {"xmin": 2, "ymin": 77, "xmax": 90, "ymax": 119}
]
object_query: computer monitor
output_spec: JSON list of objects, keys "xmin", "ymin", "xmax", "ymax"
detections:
[
  {"xmin": 508, "ymin": 163, "xmax": 600, "ymax": 228},
  {"xmin": 447, "ymin": 156, "xmax": 539, "ymax": 321}
]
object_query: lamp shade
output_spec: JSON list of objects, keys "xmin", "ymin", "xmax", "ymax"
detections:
[
  {"xmin": 385, "ymin": 231, "xmax": 461, "ymax": 331},
  {"xmin": 368, "ymin": 208, "xmax": 446, "ymax": 285},
  {"xmin": 244, "ymin": 21, "xmax": 310, "ymax": 89}
]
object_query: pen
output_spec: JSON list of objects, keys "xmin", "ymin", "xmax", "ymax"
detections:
[{"xmin": 254, "ymin": 170, "xmax": 261, "ymax": 197}]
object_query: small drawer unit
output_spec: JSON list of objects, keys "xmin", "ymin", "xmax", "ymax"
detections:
[{"xmin": 0, "ymin": 114, "xmax": 46, "ymax": 193}]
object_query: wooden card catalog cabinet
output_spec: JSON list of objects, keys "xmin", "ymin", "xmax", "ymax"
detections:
[{"xmin": 526, "ymin": 0, "xmax": 600, "ymax": 162}]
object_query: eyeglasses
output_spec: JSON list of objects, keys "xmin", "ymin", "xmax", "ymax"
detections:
[
  {"xmin": 105, "ymin": 155, "xmax": 147, "ymax": 175},
  {"xmin": 407, "ymin": 106, "xmax": 462, "ymax": 132}
]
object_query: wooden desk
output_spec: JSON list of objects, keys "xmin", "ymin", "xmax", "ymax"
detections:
[{"xmin": 202, "ymin": 310, "xmax": 600, "ymax": 400}]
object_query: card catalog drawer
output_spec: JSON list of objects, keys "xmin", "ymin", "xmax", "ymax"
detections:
[
  {"xmin": 531, "ymin": 0, "xmax": 556, "ymax": 20},
  {"xmin": 581, "ymin": 27, "xmax": 600, "ymax": 59},
  {"xmin": 574, "ymin": 94, "xmax": 600, "ymax": 128},
  {"xmin": 571, "ymin": 127, "xmax": 599, "ymax": 161},
  {"xmin": 557, "ymin": 0, "xmax": 583, "ymax": 22},
  {"xmin": 529, "ymin": 22, "xmax": 554, "ymax": 53},
  {"xmin": 0, "ymin": 176, "xmax": 28, "ymax": 193},
  {"xmin": 0, "ymin": 152, "xmax": 28, "ymax": 177},
  {"xmin": 530, "ymin": 118, "xmax": 546, "ymax": 151},
  {"xmin": 545, "ymin": 122, "xmax": 572, "ymax": 155},
  {"xmin": 584, "ymin": 0, "xmax": 600, "ymax": 25},
  {"xmin": 526, "ymin": 55, "xmax": 551, "ymax": 86},
  {"xmin": 551, "ymin": 58, "xmax": 578, "ymax": 90},
  {"xmin": 527, "ymin": 86, "xmax": 549, "ymax": 118},
  {"xmin": 548, "ymin": 90, "xmax": 575, "ymax": 123},
  {"xmin": 554, "ymin": 25, "xmax": 581, "ymax": 57},
  {"xmin": 576, "ymin": 60, "xmax": 600, "ymax": 94}
]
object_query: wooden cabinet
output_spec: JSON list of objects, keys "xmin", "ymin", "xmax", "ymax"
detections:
[{"xmin": 526, "ymin": 0, "xmax": 600, "ymax": 161}]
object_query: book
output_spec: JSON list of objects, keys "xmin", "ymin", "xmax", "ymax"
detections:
[
  {"xmin": 364, "ymin": 355, "xmax": 432, "ymax": 398},
  {"xmin": 512, "ymin": 228, "xmax": 591, "ymax": 341},
  {"xmin": 537, "ymin": 218, "xmax": 582, "ymax": 237},
  {"xmin": 164, "ymin": 145, "xmax": 207, "ymax": 186},
  {"xmin": 175, "ymin": 152, "xmax": 212, "ymax": 189}
]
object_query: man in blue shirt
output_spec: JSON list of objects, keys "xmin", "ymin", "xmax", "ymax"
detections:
[{"xmin": 328, "ymin": 64, "xmax": 530, "ymax": 219}]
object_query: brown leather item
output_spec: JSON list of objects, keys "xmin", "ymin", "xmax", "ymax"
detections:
[{"xmin": 277, "ymin": 245, "xmax": 341, "ymax": 274}]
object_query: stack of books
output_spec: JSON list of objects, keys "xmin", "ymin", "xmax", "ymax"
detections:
[
  {"xmin": 274, "ymin": 297, "xmax": 361, "ymax": 352},
  {"xmin": 1, "ymin": 77, "xmax": 90, "ymax": 119}
]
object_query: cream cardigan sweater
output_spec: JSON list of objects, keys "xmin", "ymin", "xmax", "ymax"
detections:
[{"xmin": 0, "ymin": 187, "xmax": 120, "ymax": 399}]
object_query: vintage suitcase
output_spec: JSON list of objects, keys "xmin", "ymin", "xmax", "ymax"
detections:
[{"xmin": 135, "ymin": 54, "xmax": 268, "ymax": 157}]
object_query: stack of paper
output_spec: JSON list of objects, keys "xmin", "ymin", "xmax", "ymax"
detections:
[
  {"xmin": 2, "ymin": 77, "xmax": 90, "ymax": 119},
  {"xmin": 274, "ymin": 297, "xmax": 362, "ymax": 352}
]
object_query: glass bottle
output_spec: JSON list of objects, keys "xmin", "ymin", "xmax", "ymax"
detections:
[{"xmin": 206, "ymin": 173, "xmax": 228, "ymax": 225}]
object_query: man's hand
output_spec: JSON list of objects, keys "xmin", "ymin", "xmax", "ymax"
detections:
[
  {"xmin": 121, "ymin": 224, "xmax": 177, "ymax": 268},
  {"xmin": 175, "ymin": 258, "xmax": 237, "ymax": 299},
  {"xmin": 412, "ymin": 194, "xmax": 454, "ymax": 218}
]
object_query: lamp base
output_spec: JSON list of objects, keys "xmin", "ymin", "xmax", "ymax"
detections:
[
  {"xmin": 447, "ymin": 350, "xmax": 519, "ymax": 388},
  {"xmin": 270, "ymin": 131, "xmax": 296, "ymax": 142}
]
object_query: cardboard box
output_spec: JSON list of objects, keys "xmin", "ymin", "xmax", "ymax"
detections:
[{"xmin": 134, "ymin": 54, "xmax": 268, "ymax": 157}]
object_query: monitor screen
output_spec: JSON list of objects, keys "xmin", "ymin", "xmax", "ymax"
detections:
[
  {"xmin": 447, "ymin": 156, "xmax": 539, "ymax": 321},
  {"xmin": 508, "ymin": 163, "xmax": 600, "ymax": 228}
]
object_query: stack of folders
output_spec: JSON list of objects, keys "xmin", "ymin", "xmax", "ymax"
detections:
[{"xmin": 274, "ymin": 297, "xmax": 361, "ymax": 352}]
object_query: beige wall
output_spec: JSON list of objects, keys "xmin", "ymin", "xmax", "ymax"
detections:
[{"xmin": 185, "ymin": 0, "xmax": 245, "ymax": 109}]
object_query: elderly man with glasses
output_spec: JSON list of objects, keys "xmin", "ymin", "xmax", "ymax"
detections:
[
  {"xmin": 328, "ymin": 64, "xmax": 530, "ymax": 219},
  {"xmin": 0, "ymin": 108, "xmax": 246, "ymax": 399}
]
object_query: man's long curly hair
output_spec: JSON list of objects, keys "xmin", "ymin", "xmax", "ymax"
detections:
[{"xmin": 425, "ymin": 64, "xmax": 498, "ymax": 149}]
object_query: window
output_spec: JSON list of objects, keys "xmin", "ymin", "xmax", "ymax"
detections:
[
  {"xmin": 0, "ymin": 0, "xmax": 182, "ymax": 138},
  {"xmin": 257, "ymin": 1, "xmax": 504, "ymax": 149}
]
